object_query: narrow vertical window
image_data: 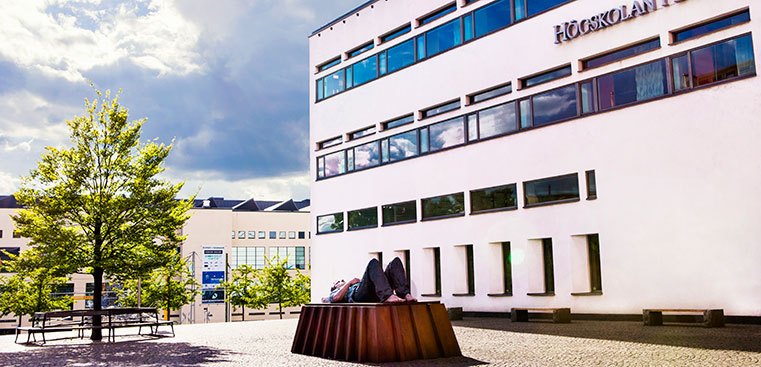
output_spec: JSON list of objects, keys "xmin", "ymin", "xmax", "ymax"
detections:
[
  {"xmin": 671, "ymin": 54, "xmax": 691, "ymax": 91},
  {"xmin": 587, "ymin": 234, "xmax": 602, "ymax": 292},
  {"xmin": 514, "ymin": 0, "xmax": 526, "ymax": 20},
  {"xmin": 463, "ymin": 14, "xmax": 474, "ymax": 42},
  {"xmin": 420, "ymin": 128, "xmax": 430, "ymax": 153},
  {"xmin": 519, "ymin": 99, "xmax": 532, "ymax": 129},
  {"xmin": 381, "ymin": 139, "xmax": 390, "ymax": 163},
  {"xmin": 501, "ymin": 242, "xmax": 512, "ymax": 294},
  {"xmin": 586, "ymin": 170, "xmax": 597, "ymax": 199},
  {"xmin": 580, "ymin": 81, "xmax": 595, "ymax": 114},
  {"xmin": 404, "ymin": 249, "xmax": 411, "ymax": 287},
  {"xmin": 466, "ymin": 245, "xmax": 475, "ymax": 295},
  {"xmin": 416, "ymin": 35, "xmax": 426, "ymax": 60},
  {"xmin": 467, "ymin": 113, "xmax": 478, "ymax": 142},
  {"xmin": 434, "ymin": 247, "xmax": 442, "ymax": 295},
  {"xmin": 542, "ymin": 238, "xmax": 555, "ymax": 293}
]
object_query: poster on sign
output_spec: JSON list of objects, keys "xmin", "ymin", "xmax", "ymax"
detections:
[{"xmin": 202, "ymin": 246, "xmax": 226, "ymax": 304}]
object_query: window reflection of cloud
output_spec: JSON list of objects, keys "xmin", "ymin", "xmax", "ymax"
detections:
[
  {"xmin": 431, "ymin": 118, "xmax": 464, "ymax": 150},
  {"xmin": 318, "ymin": 217, "xmax": 334, "ymax": 232},
  {"xmin": 479, "ymin": 104, "xmax": 516, "ymax": 138},
  {"xmin": 533, "ymin": 86, "xmax": 577, "ymax": 124},
  {"xmin": 354, "ymin": 143, "xmax": 379, "ymax": 169},
  {"xmin": 390, "ymin": 132, "xmax": 417, "ymax": 161},
  {"xmin": 325, "ymin": 152, "xmax": 344, "ymax": 176}
]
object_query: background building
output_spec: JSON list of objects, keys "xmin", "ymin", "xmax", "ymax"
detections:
[
  {"xmin": 309, "ymin": 0, "xmax": 761, "ymax": 319},
  {"xmin": 0, "ymin": 195, "xmax": 310, "ymax": 331}
]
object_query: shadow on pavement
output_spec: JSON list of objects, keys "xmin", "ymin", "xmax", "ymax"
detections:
[
  {"xmin": 453, "ymin": 318, "xmax": 761, "ymax": 354},
  {"xmin": 0, "ymin": 339, "xmax": 234, "ymax": 367},
  {"xmin": 369, "ymin": 356, "xmax": 487, "ymax": 367}
]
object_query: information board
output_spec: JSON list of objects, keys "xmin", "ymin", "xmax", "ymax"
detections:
[{"xmin": 201, "ymin": 246, "xmax": 225, "ymax": 289}]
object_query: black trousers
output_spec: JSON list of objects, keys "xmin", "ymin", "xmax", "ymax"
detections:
[{"xmin": 352, "ymin": 257, "xmax": 411, "ymax": 302}]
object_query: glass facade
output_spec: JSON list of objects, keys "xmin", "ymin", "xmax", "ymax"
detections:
[
  {"xmin": 598, "ymin": 60, "xmax": 668, "ymax": 111},
  {"xmin": 532, "ymin": 85, "xmax": 578, "ymax": 126},
  {"xmin": 386, "ymin": 39, "xmax": 415, "ymax": 74},
  {"xmin": 232, "ymin": 246, "xmax": 266, "ymax": 269},
  {"xmin": 425, "ymin": 19, "xmax": 462, "ymax": 57},
  {"xmin": 353, "ymin": 141, "xmax": 381, "ymax": 170},
  {"xmin": 674, "ymin": 10, "xmax": 750, "ymax": 43},
  {"xmin": 352, "ymin": 55, "xmax": 377, "ymax": 87},
  {"xmin": 429, "ymin": 117, "xmax": 465, "ymax": 152},
  {"xmin": 272, "ymin": 246, "xmax": 306, "ymax": 269},
  {"xmin": 691, "ymin": 34, "xmax": 755, "ymax": 87},
  {"xmin": 478, "ymin": 102, "xmax": 517, "ymax": 139},
  {"xmin": 474, "ymin": 0, "xmax": 511, "ymax": 38},
  {"xmin": 389, "ymin": 130, "xmax": 418, "ymax": 162}
]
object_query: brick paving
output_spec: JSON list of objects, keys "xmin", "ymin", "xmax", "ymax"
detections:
[{"xmin": 1, "ymin": 317, "xmax": 759, "ymax": 366}]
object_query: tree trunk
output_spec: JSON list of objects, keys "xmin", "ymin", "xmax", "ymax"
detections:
[
  {"xmin": 279, "ymin": 302, "xmax": 283, "ymax": 320},
  {"xmin": 137, "ymin": 276, "xmax": 141, "ymax": 308},
  {"xmin": 91, "ymin": 267, "xmax": 104, "ymax": 341},
  {"xmin": 242, "ymin": 305, "xmax": 245, "ymax": 322}
]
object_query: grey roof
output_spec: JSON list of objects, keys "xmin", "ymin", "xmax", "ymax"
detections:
[
  {"xmin": 191, "ymin": 197, "xmax": 309, "ymax": 212},
  {"xmin": 311, "ymin": 0, "xmax": 377, "ymax": 36},
  {"xmin": 0, "ymin": 195, "xmax": 20, "ymax": 209}
]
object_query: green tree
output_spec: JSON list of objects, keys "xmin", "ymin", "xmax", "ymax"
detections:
[
  {"xmin": 217, "ymin": 264, "xmax": 267, "ymax": 321},
  {"xmin": 114, "ymin": 256, "xmax": 199, "ymax": 319},
  {"xmin": 253, "ymin": 256, "xmax": 310, "ymax": 319},
  {"xmin": 0, "ymin": 249, "xmax": 72, "ymax": 326},
  {"xmin": 12, "ymin": 87, "xmax": 193, "ymax": 340}
]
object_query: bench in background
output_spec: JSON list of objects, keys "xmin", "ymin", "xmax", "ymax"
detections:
[
  {"xmin": 511, "ymin": 308, "xmax": 571, "ymax": 323},
  {"xmin": 643, "ymin": 309, "xmax": 724, "ymax": 327}
]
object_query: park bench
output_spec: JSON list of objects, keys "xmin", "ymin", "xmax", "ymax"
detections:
[
  {"xmin": 511, "ymin": 307, "xmax": 571, "ymax": 323},
  {"xmin": 291, "ymin": 301, "xmax": 461, "ymax": 363},
  {"xmin": 15, "ymin": 307, "xmax": 175, "ymax": 344},
  {"xmin": 642, "ymin": 309, "xmax": 724, "ymax": 327}
]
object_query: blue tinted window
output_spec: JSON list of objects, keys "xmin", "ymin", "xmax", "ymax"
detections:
[
  {"xmin": 426, "ymin": 19, "xmax": 462, "ymax": 57},
  {"xmin": 346, "ymin": 66, "xmax": 353, "ymax": 88},
  {"xmin": 532, "ymin": 85, "xmax": 578, "ymax": 126},
  {"xmin": 389, "ymin": 130, "xmax": 418, "ymax": 162},
  {"xmin": 474, "ymin": 0, "xmax": 511, "ymax": 38},
  {"xmin": 324, "ymin": 69, "xmax": 345, "ymax": 98},
  {"xmin": 316, "ymin": 79, "xmax": 324, "ymax": 100},
  {"xmin": 420, "ymin": 4, "xmax": 457, "ymax": 26},
  {"xmin": 515, "ymin": 0, "xmax": 526, "ymax": 20},
  {"xmin": 349, "ymin": 42, "xmax": 374, "ymax": 58},
  {"xmin": 352, "ymin": 55, "xmax": 377, "ymax": 86},
  {"xmin": 353, "ymin": 141, "xmax": 381, "ymax": 170},
  {"xmin": 379, "ymin": 52, "xmax": 387, "ymax": 75},
  {"xmin": 387, "ymin": 39, "xmax": 415, "ymax": 73},
  {"xmin": 527, "ymin": 0, "xmax": 571, "ymax": 17},
  {"xmin": 318, "ymin": 57, "xmax": 340, "ymax": 72},
  {"xmin": 674, "ymin": 10, "xmax": 750, "ymax": 43},
  {"xmin": 522, "ymin": 65, "xmax": 571, "ymax": 88},
  {"xmin": 691, "ymin": 34, "xmax": 755, "ymax": 87},
  {"xmin": 417, "ymin": 36, "xmax": 426, "ymax": 60},
  {"xmin": 597, "ymin": 60, "xmax": 667, "ymax": 111},
  {"xmin": 422, "ymin": 100, "xmax": 461, "ymax": 118},
  {"xmin": 429, "ymin": 117, "xmax": 465, "ymax": 152},
  {"xmin": 478, "ymin": 102, "xmax": 517, "ymax": 139},
  {"xmin": 463, "ymin": 14, "xmax": 474, "ymax": 42},
  {"xmin": 383, "ymin": 114, "xmax": 415, "ymax": 130},
  {"xmin": 381, "ymin": 24, "xmax": 412, "ymax": 43}
]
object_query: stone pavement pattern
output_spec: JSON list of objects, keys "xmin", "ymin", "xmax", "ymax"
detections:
[{"xmin": 0, "ymin": 317, "xmax": 759, "ymax": 366}]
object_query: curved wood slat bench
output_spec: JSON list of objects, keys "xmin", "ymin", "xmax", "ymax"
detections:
[{"xmin": 291, "ymin": 301, "xmax": 461, "ymax": 363}]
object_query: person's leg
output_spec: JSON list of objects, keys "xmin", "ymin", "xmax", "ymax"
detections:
[
  {"xmin": 384, "ymin": 257, "xmax": 411, "ymax": 297},
  {"xmin": 352, "ymin": 259, "xmax": 394, "ymax": 302}
]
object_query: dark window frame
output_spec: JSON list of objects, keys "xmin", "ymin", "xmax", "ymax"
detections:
[
  {"xmin": 381, "ymin": 200, "xmax": 418, "ymax": 227},
  {"xmin": 381, "ymin": 114, "xmax": 415, "ymax": 131},
  {"xmin": 470, "ymin": 183, "xmax": 518, "ymax": 214},
  {"xmin": 421, "ymin": 99, "xmax": 462, "ymax": 120},
  {"xmin": 316, "ymin": 34, "xmax": 756, "ymax": 182},
  {"xmin": 380, "ymin": 23, "xmax": 412, "ymax": 44},
  {"xmin": 519, "ymin": 64, "xmax": 572, "ymax": 89},
  {"xmin": 523, "ymin": 172, "xmax": 580, "ymax": 209},
  {"xmin": 347, "ymin": 41, "xmax": 375, "ymax": 59},
  {"xmin": 581, "ymin": 37, "xmax": 661, "ymax": 71},
  {"xmin": 586, "ymin": 170, "xmax": 597, "ymax": 200},
  {"xmin": 317, "ymin": 136, "xmax": 342, "ymax": 150},
  {"xmin": 316, "ymin": 56, "xmax": 341, "ymax": 73},
  {"xmin": 422, "ymin": 247, "xmax": 442, "ymax": 297},
  {"xmin": 671, "ymin": 8, "xmax": 751, "ymax": 45},
  {"xmin": 453, "ymin": 244, "xmax": 476, "ymax": 296},
  {"xmin": 421, "ymin": 192, "xmax": 466, "ymax": 221},
  {"xmin": 468, "ymin": 82, "xmax": 512, "ymax": 105},
  {"xmin": 347, "ymin": 206, "xmax": 379, "ymax": 231},
  {"xmin": 417, "ymin": 2, "xmax": 458, "ymax": 27}
]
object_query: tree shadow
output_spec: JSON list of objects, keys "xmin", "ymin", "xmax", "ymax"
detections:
[
  {"xmin": 0, "ymin": 338, "xmax": 235, "ymax": 367},
  {"xmin": 452, "ymin": 317, "xmax": 761, "ymax": 354}
]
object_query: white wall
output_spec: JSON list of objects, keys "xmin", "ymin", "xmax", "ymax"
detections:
[{"xmin": 309, "ymin": 0, "xmax": 761, "ymax": 316}]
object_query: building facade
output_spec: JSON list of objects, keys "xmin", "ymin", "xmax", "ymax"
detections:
[
  {"xmin": 0, "ymin": 195, "xmax": 311, "ymax": 330},
  {"xmin": 309, "ymin": 0, "xmax": 761, "ymax": 318}
]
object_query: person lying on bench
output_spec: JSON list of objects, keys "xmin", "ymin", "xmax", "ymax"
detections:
[{"xmin": 322, "ymin": 257, "xmax": 417, "ymax": 303}]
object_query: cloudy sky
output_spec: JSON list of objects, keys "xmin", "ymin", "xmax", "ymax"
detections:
[{"xmin": 0, "ymin": 0, "xmax": 362, "ymax": 201}]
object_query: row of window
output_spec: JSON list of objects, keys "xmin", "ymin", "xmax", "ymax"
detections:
[
  {"xmin": 371, "ymin": 234, "xmax": 602, "ymax": 297},
  {"xmin": 0, "ymin": 230, "xmax": 22, "ymax": 239},
  {"xmin": 317, "ymin": 170, "xmax": 596, "ymax": 234},
  {"xmin": 316, "ymin": 33, "xmax": 756, "ymax": 180},
  {"xmin": 315, "ymin": 0, "xmax": 573, "ymax": 101},
  {"xmin": 232, "ymin": 230, "xmax": 309, "ymax": 240},
  {"xmin": 314, "ymin": 8, "xmax": 752, "ymax": 152},
  {"xmin": 231, "ymin": 246, "xmax": 307, "ymax": 270}
]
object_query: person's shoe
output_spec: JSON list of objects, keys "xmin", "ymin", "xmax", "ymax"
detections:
[
  {"xmin": 404, "ymin": 294, "xmax": 417, "ymax": 302},
  {"xmin": 384, "ymin": 294, "xmax": 404, "ymax": 303}
]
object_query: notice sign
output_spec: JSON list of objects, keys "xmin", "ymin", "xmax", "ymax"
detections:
[{"xmin": 202, "ymin": 246, "xmax": 225, "ymax": 289}]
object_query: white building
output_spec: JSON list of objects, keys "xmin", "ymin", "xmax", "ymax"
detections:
[
  {"xmin": 309, "ymin": 0, "xmax": 761, "ymax": 320},
  {"xmin": 0, "ymin": 195, "xmax": 311, "ymax": 330}
]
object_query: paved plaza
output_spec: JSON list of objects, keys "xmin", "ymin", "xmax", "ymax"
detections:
[{"xmin": 1, "ymin": 317, "xmax": 759, "ymax": 366}]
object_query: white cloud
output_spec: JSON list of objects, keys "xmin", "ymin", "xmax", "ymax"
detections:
[
  {"xmin": 0, "ymin": 90, "xmax": 73, "ymax": 144},
  {"xmin": 0, "ymin": 171, "xmax": 21, "ymax": 195},
  {"xmin": 3, "ymin": 139, "xmax": 33, "ymax": 153},
  {"xmin": 164, "ymin": 168, "xmax": 310, "ymax": 201},
  {"xmin": 0, "ymin": 0, "xmax": 202, "ymax": 82}
]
